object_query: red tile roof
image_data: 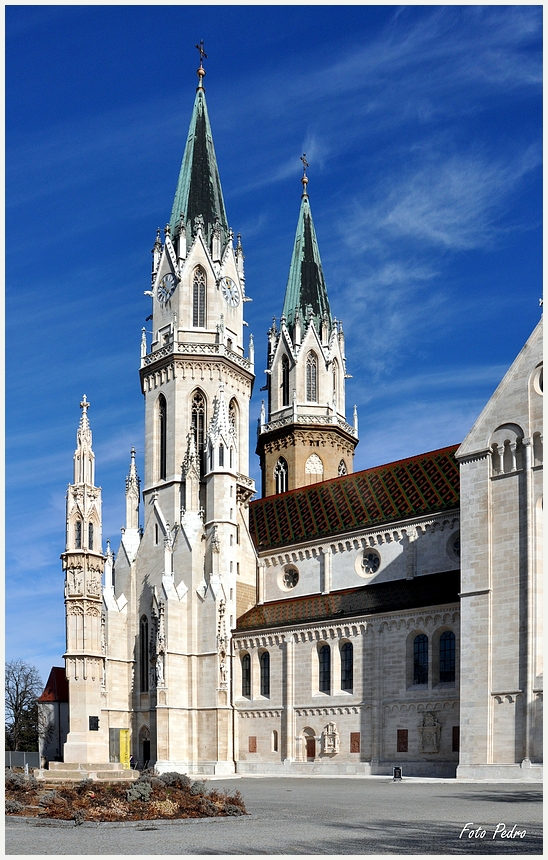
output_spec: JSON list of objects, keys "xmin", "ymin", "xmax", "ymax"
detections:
[
  {"xmin": 249, "ymin": 445, "xmax": 460, "ymax": 552},
  {"xmin": 37, "ymin": 667, "xmax": 69, "ymax": 703},
  {"xmin": 236, "ymin": 570, "xmax": 460, "ymax": 632}
]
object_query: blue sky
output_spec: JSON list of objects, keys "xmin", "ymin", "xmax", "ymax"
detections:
[{"xmin": 6, "ymin": 5, "xmax": 542, "ymax": 683}]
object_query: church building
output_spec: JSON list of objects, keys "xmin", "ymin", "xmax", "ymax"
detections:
[{"xmin": 38, "ymin": 57, "xmax": 542, "ymax": 781}]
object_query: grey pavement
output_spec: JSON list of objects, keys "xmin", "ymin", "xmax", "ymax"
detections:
[{"xmin": 5, "ymin": 776, "xmax": 542, "ymax": 855}]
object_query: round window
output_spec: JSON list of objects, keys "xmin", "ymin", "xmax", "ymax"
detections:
[
  {"xmin": 447, "ymin": 532, "xmax": 460, "ymax": 559},
  {"xmin": 362, "ymin": 551, "xmax": 380, "ymax": 575},
  {"xmin": 282, "ymin": 567, "xmax": 299, "ymax": 589}
]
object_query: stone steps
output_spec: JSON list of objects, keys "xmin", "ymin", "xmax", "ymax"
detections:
[{"xmin": 34, "ymin": 762, "xmax": 139, "ymax": 783}]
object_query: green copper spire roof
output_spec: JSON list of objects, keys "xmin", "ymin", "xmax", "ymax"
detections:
[
  {"xmin": 169, "ymin": 81, "xmax": 229, "ymax": 253},
  {"xmin": 281, "ymin": 189, "xmax": 332, "ymax": 337}
]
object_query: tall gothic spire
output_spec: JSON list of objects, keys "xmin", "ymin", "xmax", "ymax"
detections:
[
  {"xmin": 281, "ymin": 169, "xmax": 332, "ymax": 340},
  {"xmin": 168, "ymin": 55, "xmax": 229, "ymax": 255},
  {"xmin": 73, "ymin": 394, "xmax": 95, "ymax": 486}
]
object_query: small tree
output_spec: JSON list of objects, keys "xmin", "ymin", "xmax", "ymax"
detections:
[{"xmin": 5, "ymin": 660, "xmax": 43, "ymax": 751}]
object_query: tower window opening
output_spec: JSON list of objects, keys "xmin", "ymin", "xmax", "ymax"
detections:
[
  {"xmin": 155, "ymin": 523, "xmax": 159, "ymax": 545},
  {"xmin": 193, "ymin": 267, "xmax": 206, "ymax": 327},
  {"xmin": 332, "ymin": 358, "xmax": 338, "ymax": 402},
  {"xmin": 274, "ymin": 457, "xmax": 288, "ymax": 494},
  {"xmin": 88, "ymin": 522, "xmax": 94, "ymax": 551},
  {"xmin": 74, "ymin": 520, "xmax": 82, "ymax": 549},
  {"xmin": 306, "ymin": 351, "xmax": 318, "ymax": 403},
  {"xmin": 219, "ymin": 444, "xmax": 224, "ymax": 467},
  {"xmin": 281, "ymin": 354, "xmax": 290, "ymax": 407},
  {"xmin": 191, "ymin": 390, "xmax": 206, "ymax": 473},
  {"xmin": 140, "ymin": 616, "xmax": 149, "ymax": 693},
  {"xmin": 158, "ymin": 394, "xmax": 167, "ymax": 480}
]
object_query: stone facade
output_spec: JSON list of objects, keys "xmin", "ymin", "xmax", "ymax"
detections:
[
  {"xmin": 52, "ymin": 64, "xmax": 542, "ymax": 781},
  {"xmin": 456, "ymin": 321, "xmax": 543, "ymax": 780}
]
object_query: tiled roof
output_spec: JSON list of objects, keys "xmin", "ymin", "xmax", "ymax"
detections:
[
  {"xmin": 37, "ymin": 667, "xmax": 69, "ymax": 703},
  {"xmin": 236, "ymin": 570, "xmax": 460, "ymax": 632},
  {"xmin": 249, "ymin": 445, "xmax": 460, "ymax": 551}
]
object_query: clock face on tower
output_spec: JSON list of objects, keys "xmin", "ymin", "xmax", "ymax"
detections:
[
  {"xmin": 220, "ymin": 276, "xmax": 240, "ymax": 307},
  {"xmin": 157, "ymin": 272, "xmax": 177, "ymax": 304}
]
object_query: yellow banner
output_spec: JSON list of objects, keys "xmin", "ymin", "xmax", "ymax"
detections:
[{"xmin": 119, "ymin": 729, "xmax": 130, "ymax": 769}]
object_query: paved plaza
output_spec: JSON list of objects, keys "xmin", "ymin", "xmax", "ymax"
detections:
[{"xmin": 5, "ymin": 776, "xmax": 542, "ymax": 855}]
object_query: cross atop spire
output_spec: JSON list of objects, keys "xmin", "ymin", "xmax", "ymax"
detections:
[
  {"xmin": 300, "ymin": 153, "xmax": 309, "ymax": 197},
  {"xmin": 80, "ymin": 394, "xmax": 90, "ymax": 415},
  {"xmin": 195, "ymin": 40, "xmax": 207, "ymax": 89}
]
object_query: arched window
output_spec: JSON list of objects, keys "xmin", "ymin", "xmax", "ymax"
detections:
[
  {"xmin": 272, "ymin": 730, "xmax": 278, "ymax": 752},
  {"xmin": 306, "ymin": 351, "xmax": 318, "ymax": 402},
  {"xmin": 140, "ymin": 616, "xmax": 149, "ymax": 692},
  {"xmin": 88, "ymin": 522, "xmax": 94, "ymax": 551},
  {"xmin": 74, "ymin": 520, "xmax": 82, "ymax": 550},
  {"xmin": 260, "ymin": 651, "xmax": 270, "ymax": 697},
  {"xmin": 281, "ymin": 354, "xmax": 290, "ymax": 406},
  {"xmin": 413, "ymin": 634, "xmax": 428, "ymax": 685},
  {"xmin": 439, "ymin": 631, "xmax": 456, "ymax": 682},
  {"xmin": 274, "ymin": 457, "xmax": 288, "ymax": 494},
  {"xmin": 219, "ymin": 444, "xmax": 224, "ymax": 467},
  {"xmin": 338, "ymin": 459, "xmax": 347, "ymax": 476},
  {"xmin": 158, "ymin": 394, "xmax": 167, "ymax": 480},
  {"xmin": 241, "ymin": 654, "xmax": 251, "ymax": 698},
  {"xmin": 341, "ymin": 642, "xmax": 353, "ymax": 692},
  {"xmin": 319, "ymin": 644, "xmax": 331, "ymax": 694},
  {"xmin": 192, "ymin": 267, "xmax": 206, "ymax": 327},
  {"xmin": 191, "ymin": 390, "xmax": 206, "ymax": 472}
]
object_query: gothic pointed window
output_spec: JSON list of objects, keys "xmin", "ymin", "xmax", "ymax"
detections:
[
  {"xmin": 191, "ymin": 390, "xmax": 206, "ymax": 473},
  {"xmin": 413, "ymin": 634, "xmax": 428, "ymax": 685},
  {"xmin": 281, "ymin": 354, "xmax": 290, "ymax": 407},
  {"xmin": 88, "ymin": 522, "xmax": 94, "ymax": 551},
  {"xmin": 306, "ymin": 351, "xmax": 318, "ymax": 403},
  {"xmin": 319, "ymin": 644, "xmax": 331, "ymax": 694},
  {"xmin": 140, "ymin": 616, "xmax": 149, "ymax": 693},
  {"xmin": 241, "ymin": 653, "xmax": 251, "ymax": 698},
  {"xmin": 219, "ymin": 444, "xmax": 224, "ymax": 467},
  {"xmin": 192, "ymin": 266, "xmax": 206, "ymax": 327},
  {"xmin": 74, "ymin": 520, "xmax": 82, "ymax": 549},
  {"xmin": 341, "ymin": 642, "xmax": 353, "ymax": 692},
  {"xmin": 260, "ymin": 651, "xmax": 270, "ymax": 697},
  {"xmin": 338, "ymin": 459, "xmax": 347, "ymax": 476},
  {"xmin": 229, "ymin": 398, "xmax": 238, "ymax": 454},
  {"xmin": 274, "ymin": 457, "xmax": 288, "ymax": 494},
  {"xmin": 439, "ymin": 631, "xmax": 456, "ymax": 683},
  {"xmin": 158, "ymin": 394, "xmax": 167, "ymax": 480}
]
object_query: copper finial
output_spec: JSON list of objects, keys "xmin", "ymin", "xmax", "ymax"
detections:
[
  {"xmin": 300, "ymin": 153, "xmax": 309, "ymax": 196},
  {"xmin": 196, "ymin": 40, "xmax": 207, "ymax": 89}
]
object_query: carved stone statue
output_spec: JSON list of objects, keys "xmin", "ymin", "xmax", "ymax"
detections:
[
  {"xmin": 418, "ymin": 712, "xmax": 441, "ymax": 753},
  {"xmin": 322, "ymin": 721, "xmax": 340, "ymax": 754}
]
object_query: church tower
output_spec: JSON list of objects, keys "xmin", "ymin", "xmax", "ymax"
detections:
[
  {"xmin": 257, "ymin": 164, "xmax": 358, "ymax": 496},
  {"xmin": 62, "ymin": 396, "xmax": 109, "ymax": 763},
  {"xmin": 105, "ymin": 50, "xmax": 257, "ymax": 774}
]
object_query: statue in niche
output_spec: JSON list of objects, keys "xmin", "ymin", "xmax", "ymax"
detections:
[
  {"xmin": 155, "ymin": 653, "xmax": 164, "ymax": 686},
  {"xmin": 418, "ymin": 712, "xmax": 441, "ymax": 753},
  {"xmin": 322, "ymin": 721, "xmax": 340, "ymax": 755}
]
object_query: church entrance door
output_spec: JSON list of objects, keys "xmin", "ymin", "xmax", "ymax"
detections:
[{"xmin": 306, "ymin": 737, "xmax": 315, "ymax": 760}]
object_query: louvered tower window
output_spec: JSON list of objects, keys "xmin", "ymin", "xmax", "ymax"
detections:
[
  {"xmin": 158, "ymin": 394, "xmax": 167, "ymax": 480},
  {"xmin": 140, "ymin": 616, "xmax": 149, "ymax": 692},
  {"xmin": 306, "ymin": 352, "xmax": 318, "ymax": 402},
  {"xmin": 192, "ymin": 267, "xmax": 206, "ymax": 327},
  {"xmin": 281, "ymin": 354, "xmax": 290, "ymax": 406},
  {"xmin": 191, "ymin": 390, "xmax": 206, "ymax": 473}
]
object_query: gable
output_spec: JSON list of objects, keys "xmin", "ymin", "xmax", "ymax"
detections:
[{"xmin": 457, "ymin": 319, "xmax": 543, "ymax": 459}]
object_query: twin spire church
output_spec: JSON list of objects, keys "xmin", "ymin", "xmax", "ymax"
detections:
[{"xmin": 43, "ymin": 57, "xmax": 542, "ymax": 780}]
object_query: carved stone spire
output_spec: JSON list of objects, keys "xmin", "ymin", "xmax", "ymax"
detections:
[
  {"xmin": 125, "ymin": 448, "xmax": 140, "ymax": 531},
  {"xmin": 74, "ymin": 395, "xmax": 95, "ymax": 486}
]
